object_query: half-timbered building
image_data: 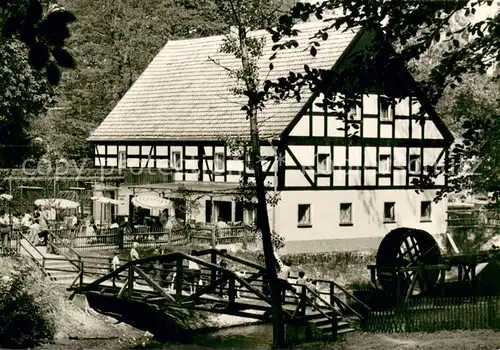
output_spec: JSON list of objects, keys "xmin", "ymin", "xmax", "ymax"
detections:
[{"xmin": 88, "ymin": 20, "xmax": 453, "ymax": 253}]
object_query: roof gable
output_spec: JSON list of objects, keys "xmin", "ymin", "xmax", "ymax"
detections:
[
  {"xmin": 280, "ymin": 29, "xmax": 454, "ymax": 143},
  {"xmin": 88, "ymin": 20, "xmax": 359, "ymax": 142}
]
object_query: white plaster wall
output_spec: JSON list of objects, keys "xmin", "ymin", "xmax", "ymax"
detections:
[
  {"xmin": 156, "ymin": 146, "xmax": 169, "ymax": 156},
  {"xmin": 274, "ymin": 189, "xmax": 447, "ymax": 242}
]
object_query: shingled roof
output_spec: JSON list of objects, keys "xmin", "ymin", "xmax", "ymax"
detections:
[{"xmin": 88, "ymin": 20, "xmax": 359, "ymax": 142}]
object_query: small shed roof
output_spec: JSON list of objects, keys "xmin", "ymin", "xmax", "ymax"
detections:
[{"xmin": 88, "ymin": 20, "xmax": 358, "ymax": 142}]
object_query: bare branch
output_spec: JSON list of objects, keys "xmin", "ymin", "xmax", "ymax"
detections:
[{"xmin": 208, "ymin": 56, "xmax": 235, "ymax": 73}]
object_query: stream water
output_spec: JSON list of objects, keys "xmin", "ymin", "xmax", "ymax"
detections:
[{"xmin": 140, "ymin": 324, "xmax": 274, "ymax": 349}]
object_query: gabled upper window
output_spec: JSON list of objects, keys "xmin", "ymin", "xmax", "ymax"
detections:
[
  {"xmin": 118, "ymin": 150, "xmax": 126, "ymax": 169},
  {"xmin": 317, "ymin": 154, "xmax": 331, "ymax": 174},
  {"xmin": 380, "ymin": 96, "xmax": 394, "ymax": 121},
  {"xmin": 214, "ymin": 152, "xmax": 225, "ymax": 172},
  {"xmin": 171, "ymin": 151, "xmax": 182, "ymax": 170},
  {"xmin": 346, "ymin": 99, "xmax": 361, "ymax": 120},
  {"xmin": 409, "ymin": 154, "xmax": 421, "ymax": 174},
  {"xmin": 379, "ymin": 154, "xmax": 391, "ymax": 174}
]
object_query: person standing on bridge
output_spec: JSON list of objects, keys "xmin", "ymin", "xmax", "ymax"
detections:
[
  {"xmin": 129, "ymin": 242, "xmax": 140, "ymax": 288},
  {"xmin": 277, "ymin": 259, "xmax": 295, "ymax": 303},
  {"xmin": 110, "ymin": 252, "xmax": 121, "ymax": 287},
  {"xmin": 130, "ymin": 242, "xmax": 140, "ymax": 261}
]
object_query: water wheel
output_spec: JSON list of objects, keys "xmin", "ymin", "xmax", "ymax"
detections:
[{"xmin": 376, "ymin": 227, "xmax": 441, "ymax": 296}]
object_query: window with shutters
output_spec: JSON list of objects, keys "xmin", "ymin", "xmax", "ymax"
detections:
[
  {"xmin": 297, "ymin": 204, "xmax": 311, "ymax": 227},
  {"xmin": 339, "ymin": 203, "xmax": 352, "ymax": 226}
]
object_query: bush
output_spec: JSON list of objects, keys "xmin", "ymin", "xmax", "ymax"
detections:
[{"xmin": 0, "ymin": 268, "xmax": 55, "ymax": 348}]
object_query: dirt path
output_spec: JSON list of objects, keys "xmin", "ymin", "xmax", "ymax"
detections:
[{"xmin": 298, "ymin": 330, "xmax": 500, "ymax": 349}]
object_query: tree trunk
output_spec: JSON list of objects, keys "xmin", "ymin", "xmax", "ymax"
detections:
[{"xmin": 239, "ymin": 30, "xmax": 285, "ymax": 348}]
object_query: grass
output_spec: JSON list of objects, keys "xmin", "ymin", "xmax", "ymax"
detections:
[{"xmin": 294, "ymin": 330, "xmax": 500, "ymax": 349}]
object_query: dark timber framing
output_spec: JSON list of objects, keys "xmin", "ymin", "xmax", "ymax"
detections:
[{"xmin": 90, "ymin": 29, "xmax": 455, "ymax": 194}]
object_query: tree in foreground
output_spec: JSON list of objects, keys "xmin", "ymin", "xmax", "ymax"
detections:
[
  {"xmin": 0, "ymin": 0, "xmax": 75, "ymax": 166},
  {"xmin": 210, "ymin": 0, "xmax": 294, "ymax": 347},
  {"xmin": 267, "ymin": 0, "xmax": 500, "ymax": 201}
]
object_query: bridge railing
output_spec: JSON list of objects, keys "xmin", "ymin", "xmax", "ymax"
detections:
[
  {"xmin": 74, "ymin": 251, "xmax": 285, "ymax": 320},
  {"xmin": 287, "ymin": 276, "xmax": 371, "ymax": 319},
  {"xmin": 72, "ymin": 247, "xmax": 366, "ymax": 326},
  {"xmin": 19, "ymin": 232, "xmax": 82, "ymax": 285}
]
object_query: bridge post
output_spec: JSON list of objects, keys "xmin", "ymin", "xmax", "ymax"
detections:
[
  {"xmin": 331, "ymin": 311, "xmax": 338, "ymax": 342},
  {"xmin": 79, "ymin": 261, "xmax": 84, "ymax": 286},
  {"xmin": 228, "ymin": 276, "xmax": 236, "ymax": 304},
  {"xmin": 211, "ymin": 251, "xmax": 217, "ymax": 286},
  {"xmin": 329, "ymin": 282, "xmax": 334, "ymax": 306},
  {"xmin": 128, "ymin": 267, "xmax": 134, "ymax": 298},
  {"xmin": 300, "ymin": 285, "xmax": 306, "ymax": 318},
  {"xmin": 176, "ymin": 259, "xmax": 183, "ymax": 301}
]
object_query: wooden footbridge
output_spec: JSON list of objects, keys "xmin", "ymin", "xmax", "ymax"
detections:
[
  {"xmin": 17, "ymin": 231, "xmax": 369, "ymax": 343},
  {"xmin": 73, "ymin": 249, "xmax": 371, "ymax": 341}
]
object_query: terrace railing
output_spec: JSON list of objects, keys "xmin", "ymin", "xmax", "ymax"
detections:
[{"xmin": 50, "ymin": 224, "xmax": 256, "ymax": 253}]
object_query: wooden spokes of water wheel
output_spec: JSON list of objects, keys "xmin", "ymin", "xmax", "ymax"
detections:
[{"xmin": 376, "ymin": 228, "xmax": 441, "ymax": 296}]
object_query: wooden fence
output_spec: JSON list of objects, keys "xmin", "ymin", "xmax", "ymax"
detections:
[
  {"xmin": 364, "ymin": 296, "xmax": 500, "ymax": 333},
  {"xmin": 52, "ymin": 225, "xmax": 256, "ymax": 253}
]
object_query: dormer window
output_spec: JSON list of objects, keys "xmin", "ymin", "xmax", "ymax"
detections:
[{"xmin": 380, "ymin": 96, "xmax": 394, "ymax": 121}]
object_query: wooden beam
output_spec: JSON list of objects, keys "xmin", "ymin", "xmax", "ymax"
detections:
[
  {"xmin": 117, "ymin": 278, "xmax": 129, "ymax": 298},
  {"xmin": 132, "ymin": 266, "xmax": 177, "ymax": 304}
]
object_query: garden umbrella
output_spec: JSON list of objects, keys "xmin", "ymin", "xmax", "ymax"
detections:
[{"xmin": 34, "ymin": 198, "xmax": 80, "ymax": 209}]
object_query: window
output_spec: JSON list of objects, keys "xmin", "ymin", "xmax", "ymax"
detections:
[
  {"xmin": 245, "ymin": 148, "xmax": 254, "ymax": 170},
  {"xmin": 379, "ymin": 154, "xmax": 391, "ymax": 174},
  {"xmin": 384, "ymin": 202, "xmax": 395, "ymax": 223},
  {"xmin": 346, "ymin": 100, "xmax": 361, "ymax": 120},
  {"xmin": 298, "ymin": 204, "xmax": 311, "ymax": 227},
  {"xmin": 214, "ymin": 201, "xmax": 232, "ymax": 222},
  {"xmin": 214, "ymin": 152, "xmax": 225, "ymax": 172},
  {"xmin": 317, "ymin": 154, "xmax": 331, "ymax": 174},
  {"xmin": 171, "ymin": 151, "xmax": 182, "ymax": 170},
  {"xmin": 339, "ymin": 203, "xmax": 352, "ymax": 225},
  {"xmin": 421, "ymin": 201, "xmax": 432, "ymax": 221},
  {"xmin": 380, "ymin": 97, "xmax": 394, "ymax": 121},
  {"xmin": 118, "ymin": 151, "xmax": 126, "ymax": 169},
  {"xmin": 409, "ymin": 154, "xmax": 421, "ymax": 174}
]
